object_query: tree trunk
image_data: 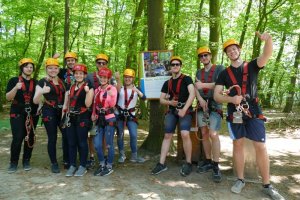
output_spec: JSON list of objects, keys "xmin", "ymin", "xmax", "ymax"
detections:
[
  {"xmin": 101, "ymin": 0, "xmax": 109, "ymax": 50},
  {"xmin": 209, "ymin": 0, "xmax": 220, "ymax": 64},
  {"xmin": 125, "ymin": 0, "xmax": 146, "ymax": 69},
  {"xmin": 283, "ymin": 33, "xmax": 300, "ymax": 112},
  {"xmin": 197, "ymin": 0, "xmax": 205, "ymax": 69},
  {"xmin": 64, "ymin": 0, "xmax": 70, "ymax": 66},
  {"xmin": 239, "ymin": 0, "xmax": 252, "ymax": 48},
  {"xmin": 22, "ymin": 16, "xmax": 33, "ymax": 57},
  {"xmin": 140, "ymin": 0, "xmax": 165, "ymax": 153},
  {"xmin": 33, "ymin": 16, "xmax": 53, "ymax": 79}
]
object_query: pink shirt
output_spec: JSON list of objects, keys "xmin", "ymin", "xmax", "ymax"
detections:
[{"xmin": 94, "ymin": 85, "xmax": 117, "ymax": 119}]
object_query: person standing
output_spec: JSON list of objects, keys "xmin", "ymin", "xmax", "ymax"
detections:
[
  {"xmin": 214, "ymin": 32, "xmax": 284, "ymax": 200},
  {"xmin": 33, "ymin": 58, "xmax": 68, "ymax": 173},
  {"xmin": 92, "ymin": 67, "xmax": 117, "ymax": 176},
  {"xmin": 115, "ymin": 69, "xmax": 146, "ymax": 163},
  {"xmin": 6, "ymin": 58, "xmax": 39, "ymax": 173},
  {"xmin": 151, "ymin": 56, "xmax": 195, "ymax": 176},
  {"xmin": 58, "ymin": 52, "xmax": 77, "ymax": 90},
  {"xmin": 195, "ymin": 46, "xmax": 224, "ymax": 182},
  {"xmin": 62, "ymin": 64, "xmax": 94, "ymax": 177}
]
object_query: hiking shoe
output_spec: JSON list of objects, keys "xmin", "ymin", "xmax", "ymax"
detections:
[
  {"xmin": 100, "ymin": 166, "xmax": 114, "ymax": 176},
  {"xmin": 51, "ymin": 163, "xmax": 60, "ymax": 173},
  {"xmin": 151, "ymin": 163, "xmax": 168, "ymax": 175},
  {"xmin": 262, "ymin": 185, "xmax": 285, "ymax": 200},
  {"xmin": 7, "ymin": 163, "xmax": 18, "ymax": 174},
  {"xmin": 180, "ymin": 162, "xmax": 192, "ymax": 177},
  {"xmin": 23, "ymin": 160, "xmax": 32, "ymax": 171},
  {"xmin": 94, "ymin": 165, "xmax": 104, "ymax": 176},
  {"xmin": 197, "ymin": 161, "xmax": 213, "ymax": 173},
  {"xmin": 74, "ymin": 166, "xmax": 87, "ymax": 177},
  {"xmin": 65, "ymin": 165, "xmax": 76, "ymax": 177},
  {"xmin": 118, "ymin": 154, "xmax": 126, "ymax": 163},
  {"xmin": 130, "ymin": 156, "xmax": 145, "ymax": 163},
  {"xmin": 212, "ymin": 167, "xmax": 222, "ymax": 183},
  {"xmin": 231, "ymin": 179, "xmax": 245, "ymax": 194}
]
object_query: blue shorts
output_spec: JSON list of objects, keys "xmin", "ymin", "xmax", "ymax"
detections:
[
  {"xmin": 227, "ymin": 118, "xmax": 266, "ymax": 142},
  {"xmin": 197, "ymin": 111, "xmax": 222, "ymax": 131},
  {"xmin": 164, "ymin": 110, "xmax": 192, "ymax": 133}
]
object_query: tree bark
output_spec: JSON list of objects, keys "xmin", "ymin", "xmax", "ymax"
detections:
[
  {"xmin": 140, "ymin": 0, "xmax": 165, "ymax": 153},
  {"xmin": 283, "ymin": 33, "xmax": 300, "ymax": 112},
  {"xmin": 209, "ymin": 0, "xmax": 220, "ymax": 64},
  {"xmin": 64, "ymin": 0, "xmax": 70, "ymax": 67},
  {"xmin": 197, "ymin": 0, "xmax": 205, "ymax": 69},
  {"xmin": 239, "ymin": 0, "xmax": 252, "ymax": 48}
]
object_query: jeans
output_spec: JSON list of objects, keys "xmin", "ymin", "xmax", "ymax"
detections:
[
  {"xmin": 117, "ymin": 120, "xmax": 138, "ymax": 154},
  {"xmin": 93, "ymin": 117, "xmax": 116, "ymax": 166},
  {"xmin": 42, "ymin": 107, "xmax": 69, "ymax": 164}
]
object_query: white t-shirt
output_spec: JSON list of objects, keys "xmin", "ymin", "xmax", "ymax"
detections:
[{"xmin": 116, "ymin": 86, "xmax": 138, "ymax": 115}]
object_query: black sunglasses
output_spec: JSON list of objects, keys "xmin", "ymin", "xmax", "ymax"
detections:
[
  {"xmin": 96, "ymin": 61, "xmax": 107, "ymax": 65},
  {"xmin": 171, "ymin": 63, "xmax": 181, "ymax": 67},
  {"xmin": 199, "ymin": 54, "xmax": 209, "ymax": 58}
]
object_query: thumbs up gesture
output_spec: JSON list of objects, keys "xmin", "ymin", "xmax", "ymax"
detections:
[
  {"xmin": 256, "ymin": 31, "xmax": 272, "ymax": 42},
  {"xmin": 15, "ymin": 80, "xmax": 23, "ymax": 90},
  {"xmin": 42, "ymin": 82, "xmax": 51, "ymax": 94},
  {"xmin": 84, "ymin": 85, "xmax": 90, "ymax": 93}
]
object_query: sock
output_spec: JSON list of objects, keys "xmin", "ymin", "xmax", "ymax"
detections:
[
  {"xmin": 263, "ymin": 184, "xmax": 271, "ymax": 188},
  {"xmin": 238, "ymin": 178, "xmax": 245, "ymax": 183}
]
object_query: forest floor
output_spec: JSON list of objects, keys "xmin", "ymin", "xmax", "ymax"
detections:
[{"xmin": 0, "ymin": 108, "xmax": 299, "ymax": 200}]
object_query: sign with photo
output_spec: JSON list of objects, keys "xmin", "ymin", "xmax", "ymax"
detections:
[{"xmin": 139, "ymin": 50, "xmax": 173, "ymax": 99}]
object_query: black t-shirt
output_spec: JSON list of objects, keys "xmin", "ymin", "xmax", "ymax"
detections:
[
  {"xmin": 37, "ymin": 78, "xmax": 65, "ymax": 105},
  {"xmin": 215, "ymin": 59, "xmax": 263, "ymax": 115},
  {"xmin": 68, "ymin": 84, "xmax": 88, "ymax": 110},
  {"xmin": 6, "ymin": 77, "xmax": 38, "ymax": 115},
  {"xmin": 58, "ymin": 68, "xmax": 74, "ymax": 90},
  {"xmin": 161, "ymin": 74, "xmax": 193, "ymax": 109}
]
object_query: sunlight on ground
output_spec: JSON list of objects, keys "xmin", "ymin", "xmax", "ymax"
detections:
[
  {"xmin": 101, "ymin": 187, "xmax": 117, "ymax": 192},
  {"xmin": 137, "ymin": 192, "xmax": 160, "ymax": 199},
  {"xmin": 270, "ymin": 175, "xmax": 289, "ymax": 184},
  {"xmin": 154, "ymin": 179, "xmax": 201, "ymax": 189}
]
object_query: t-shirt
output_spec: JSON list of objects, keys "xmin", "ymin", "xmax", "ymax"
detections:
[
  {"xmin": 6, "ymin": 77, "xmax": 38, "ymax": 115},
  {"xmin": 37, "ymin": 78, "xmax": 65, "ymax": 106},
  {"xmin": 58, "ymin": 68, "xmax": 74, "ymax": 90},
  {"xmin": 215, "ymin": 59, "xmax": 263, "ymax": 116},
  {"xmin": 161, "ymin": 74, "xmax": 193, "ymax": 109},
  {"xmin": 195, "ymin": 64, "xmax": 224, "ymax": 110}
]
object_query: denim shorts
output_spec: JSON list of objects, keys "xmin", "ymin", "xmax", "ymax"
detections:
[
  {"xmin": 197, "ymin": 111, "xmax": 222, "ymax": 131},
  {"xmin": 227, "ymin": 118, "xmax": 266, "ymax": 142},
  {"xmin": 164, "ymin": 110, "xmax": 192, "ymax": 133}
]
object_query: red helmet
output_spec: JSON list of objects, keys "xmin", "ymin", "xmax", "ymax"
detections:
[
  {"xmin": 72, "ymin": 64, "xmax": 87, "ymax": 74},
  {"xmin": 98, "ymin": 67, "xmax": 112, "ymax": 79}
]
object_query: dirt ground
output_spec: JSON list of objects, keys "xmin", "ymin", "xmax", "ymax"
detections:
[{"xmin": 0, "ymin": 114, "xmax": 299, "ymax": 200}]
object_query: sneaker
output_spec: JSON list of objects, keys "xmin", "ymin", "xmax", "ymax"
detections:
[
  {"xmin": 262, "ymin": 185, "xmax": 285, "ymax": 200},
  {"xmin": 94, "ymin": 165, "xmax": 104, "ymax": 176},
  {"xmin": 51, "ymin": 163, "xmax": 60, "ymax": 173},
  {"xmin": 151, "ymin": 163, "xmax": 168, "ymax": 175},
  {"xmin": 74, "ymin": 166, "xmax": 87, "ymax": 177},
  {"xmin": 130, "ymin": 156, "xmax": 145, "ymax": 163},
  {"xmin": 86, "ymin": 157, "xmax": 96, "ymax": 169},
  {"xmin": 65, "ymin": 165, "xmax": 76, "ymax": 177},
  {"xmin": 212, "ymin": 167, "xmax": 222, "ymax": 183},
  {"xmin": 63, "ymin": 162, "xmax": 70, "ymax": 170},
  {"xmin": 231, "ymin": 179, "xmax": 246, "ymax": 194},
  {"xmin": 180, "ymin": 162, "xmax": 192, "ymax": 177},
  {"xmin": 23, "ymin": 160, "xmax": 32, "ymax": 171},
  {"xmin": 118, "ymin": 154, "xmax": 126, "ymax": 163},
  {"xmin": 7, "ymin": 163, "xmax": 18, "ymax": 174},
  {"xmin": 100, "ymin": 166, "xmax": 114, "ymax": 176},
  {"xmin": 197, "ymin": 161, "xmax": 213, "ymax": 173}
]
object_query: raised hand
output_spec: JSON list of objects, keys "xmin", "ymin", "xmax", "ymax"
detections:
[
  {"xmin": 42, "ymin": 82, "xmax": 51, "ymax": 94},
  {"xmin": 84, "ymin": 85, "xmax": 90, "ymax": 93},
  {"xmin": 15, "ymin": 80, "xmax": 23, "ymax": 90},
  {"xmin": 256, "ymin": 31, "xmax": 271, "ymax": 42},
  {"xmin": 114, "ymin": 71, "xmax": 120, "ymax": 80},
  {"xmin": 52, "ymin": 53, "xmax": 60, "ymax": 59}
]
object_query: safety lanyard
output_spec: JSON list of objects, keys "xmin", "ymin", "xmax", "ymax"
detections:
[
  {"xmin": 92, "ymin": 85, "xmax": 111, "ymax": 116},
  {"xmin": 66, "ymin": 69, "xmax": 72, "ymax": 85},
  {"xmin": 226, "ymin": 62, "xmax": 248, "ymax": 95},
  {"xmin": 48, "ymin": 78, "xmax": 65, "ymax": 104},
  {"xmin": 69, "ymin": 82, "xmax": 86, "ymax": 108},
  {"xmin": 168, "ymin": 74, "xmax": 185, "ymax": 100},
  {"xmin": 18, "ymin": 76, "xmax": 34, "ymax": 104},
  {"xmin": 124, "ymin": 86, "xmax": 135, "ymax": 109},
  {"xmin": 201, "ymin": 64, "xmax": 215, "ymax": 95}
]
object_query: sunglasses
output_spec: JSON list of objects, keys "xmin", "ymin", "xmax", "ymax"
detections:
[
  {"xmin": 199, "ymin": 54, "xmax": 209, "ymax": 58},
  {"xmin": 96, "ymin": 61, "xmax": 107, "ymax": 66},
  {"xmin": 171, "ymin": 63, "xmax": 181, "ymax": 67}
]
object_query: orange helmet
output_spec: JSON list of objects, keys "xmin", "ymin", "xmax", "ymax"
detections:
[
  {"xmin": 72, "ymin": 64, "xmax": 87, "ymax": 74},
  {"xmin": 223, "ymin": 39, "xmax": 240, "ymax": 52},
  {"xmin": 197, "ymin": 46, "xmax": 211, "ymax": 55},
  {"xmin": 19, "ymin": 58, "xmax": 34, "ymax": 67},
  {"xmin": 64, "ymin": 52, "xmax": 77, "ymax": 60},
  {"xmin": 95, "ymin": 53, "xmax": 109, "ymax": 62},
  {"xmin": 45, "ymin": 58, "xmax": 59, "ymax": 67},
  {"xmin": 98, "ymin": 67, "xmax": 112, "ymax": 78},
  {"xmin": 123, "ymin": 68, "xmax": 135, "ymax": 77},
  {"xmin": 170, "ymin": 56, "xmax": 182, "ymax": 65}
]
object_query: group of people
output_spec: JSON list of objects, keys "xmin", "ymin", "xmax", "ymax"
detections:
[
  {"xmin": 6, "ymin": 31, "xmax": 284, "ymax": 199},
  {"xmin": 6, "ymin": 52, "xmax": 145, "ymax": 177}
]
